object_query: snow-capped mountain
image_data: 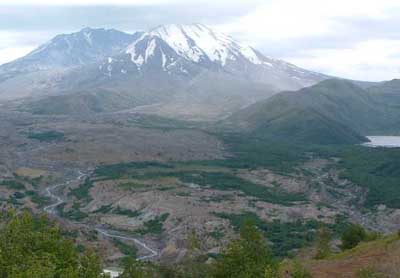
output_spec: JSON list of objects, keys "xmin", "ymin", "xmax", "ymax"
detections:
[
  {"xmin": 0, "ymin": 24, "xmax": 328, "ymax": 119},
  {"xmin": 99, "ymin": 23, "xmax": 326, "ymax": 90},
  {"xmin": 128, "ymin": 23, "xmax": 265, "ymax": 68},
  {"xmin": 0, "ymin": 28, "xmax": 139, "ymax": 81},
  {"xmin": 0, "ymin": 27, "xmax": 141, "ymax": 100}
]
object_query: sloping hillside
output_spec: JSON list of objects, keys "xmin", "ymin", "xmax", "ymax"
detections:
[
  {"xmin": 226, "ymin": 79, "xmax": 400, "ymax": 145},
  {"xmin": 367, "ymin": 79, "xmax": 400, "ymax": 134},
  {"xmin": 302, "ymin": 235, "xmax": 400, "ymax": 277}
]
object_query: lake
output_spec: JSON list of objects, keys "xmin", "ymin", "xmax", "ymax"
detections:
[{"xmin": 363, "ymin": 136, "xmax": 400, "ymax": 148}]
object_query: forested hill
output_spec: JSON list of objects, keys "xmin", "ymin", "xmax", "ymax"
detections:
[{"xmin": 225, "ymin": 79, "xmax": 400, "ymax": 145}]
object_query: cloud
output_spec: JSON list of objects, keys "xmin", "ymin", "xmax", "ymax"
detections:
[
  {"xmin": 0, "ymin": 0, "xmax": 263, "ymax": 6},
  {"xmin": 0, "ymin": 46, "xmax": 36, "ymax": 65},
  {"xmin": 0, "ymin": 30, "xmax": 51, "ymax": 64},
  {"xmin": 216, "ymin": 0, "xmax": 400, "ymax": 42},
  {"xmin": 215, "ymin": 0, "xmax": 400, "ymax": 81},
  {"xmin": 0, "ymin": 0, "xmax": 399, "ymax": 81},
  {"xmin": 0, "ymin": 0, "xmax": 179, "ymax": 5},
  {"xmin": 285, "ymin": 39, "xmax": 400, "ymax": 81},
  {"xmin": 0, "ymin": 2, "xmax": 260, "ymax": 31}
]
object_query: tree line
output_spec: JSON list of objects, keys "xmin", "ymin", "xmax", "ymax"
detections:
[{"xmin": 0, "ymin": 210, "xmax": 378, "ymax": 278}]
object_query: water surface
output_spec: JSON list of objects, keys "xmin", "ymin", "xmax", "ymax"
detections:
[{"xmin": 363, "ymin": 136, "xmax": 400, "ymax": 148}]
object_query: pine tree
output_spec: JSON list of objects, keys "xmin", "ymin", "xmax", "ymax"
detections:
[
  {"xmin": 79, "ymin": 250, "xmax": 103, "ymax": 278},
  {"xmin": 0, "ymin": 210, "xmax": 103, "ymax": 278},
  {"xmin": 341, "ymin": 224, "xmax": 367, "ymax": 250},
  {"xmin": 211, "ymin": 219, "xmax": 276, "ymax": 278},
  {"xmin": 314, "ymin": 226, "xmax": 331, "ymax": 259},
  {"xmin": 119, "ymin": 257, "xmax": 155, "ymax": 278}
]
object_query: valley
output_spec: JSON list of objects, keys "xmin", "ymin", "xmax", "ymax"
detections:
[
  {"xmin": 1, "ymin": 104, "xmax": 399, "ymax": 269},
  {"xmin": 0, "ymin": 22, "xmax": 399, "ymax": 277}
]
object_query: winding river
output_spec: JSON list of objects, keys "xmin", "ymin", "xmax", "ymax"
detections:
[{"xmin": 43, "ymin": 170, "xmax": 158, "ymax": 276}]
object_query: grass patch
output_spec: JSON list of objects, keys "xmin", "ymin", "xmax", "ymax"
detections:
[
  {"xmin": 69, "ymin": 178, "xmax": 94, "ymax": 202},
  {"xmin": 92, "ymin": 132, "xmax": 400, "ymax": 211},
  {"xmin": 337, "ymin": 146, "xmax": 400, "ymax": 209},
  {"xmin": 176, "ymin": 172, "xmax": 306, "ymax": 205},
  {"xmin": 58, "ymin": 203, "xmax": 88, "ymax": 221},
  {"xmin": 216, "ymin": 132, "xmax": 400, "ymax": 210},
  {"xmin": 200, "ymin": 194, "xmax": 234, "ymax": 203},
  {"xmin": 27, "ymin": 131, "xmax": 65, "ymax": 142},
  {"xmin": 137, "ymin": 213, "xmax": 169, "ymax": 235},
  {"xmin": 95, "ymin": 162, "xmax": 173, "ymax": 180},
  {"xmin": 209, "ymin": 230, "xmax": 225, "ymax": 240},
  {"xmin": 214, "ymin": 211, "xmax": 342, "ymax": 258},
  {"xmin": 13, "ymin": 192, "xmax": 25, "ymax": 199},
  {"xmin": 127, "ymin": 114, "xmax": 196, "ymax": 131},
  {"xmin": 28, "ymin": 191, "xmax": 52, "ymax": 208},
  {"xmin": 330, "ymin": 234, "xmax": 399, "ymax": 260},
  {"xmin": 209, "ymin": 134, "xmax": 309, "ymax": 173},
  {"xmin": 113, "ymin": 206, "xmax": 141, "ymax": 218},
  {"xmin": 112, "ymin": 239, "xmax": 138, "ymax": 258},
  {"xmin": 118, "ymin": 182, "xmax": 149, "ymax": 190},
  {"xmin": 92, "ymin": 204, "xmax": 113, "ymax": 214},
  {"xmin": 0, "ymin": 179, "xmax": 25, "ymax": 190},
  {"xmin": 93, "ymin": 160, "xmax": 306, "ymax": 206}
]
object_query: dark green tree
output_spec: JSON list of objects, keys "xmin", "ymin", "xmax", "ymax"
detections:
[
  {"xmin": 341, "ymin": 224, "xmax": 367, "ymax": 250},
  {"xmin": 119, "ymin": 257, "xmax": 156, "ymax": 278},
  {"xmin": 79, "ymin": 250, "xmax": 103, "ymax": 278},
  {"xmin": 176, "ymin": 230, "xmax": 210, "ymax": 278},
  {"xmin": 290, "ymin": 262, "xmax": 313, "ymax": 278},
  {"xmin": 211, "ymin": 219, "xmax": 276, "ymax": 278},
  {"xmin": 314, "ymin": 226, "xmax": 331, "ymax": 259},
  {"xmin": 0, "ymin": 210, "xmax": 103, "ymax": 278}
]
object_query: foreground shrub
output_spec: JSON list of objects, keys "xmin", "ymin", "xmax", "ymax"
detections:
[
  {"xmin": 291, "ymin": 262, "xmax": 313, "ymax": 278},
  {"xmin": 314, "ymin": 227, "xmax": 331, "ymax": 259},
  {"xmin": 356, "ymin": 267, "xmax": 384, "ymax": 278},
  {"xmin": 211, "ymin": 219, "xmax": 277, "ymax": 278},
  {"xmin": 341, "ymin": 224, "xmax": 367, "ymax": 250},
  {"xmin": 0, "ymin": 210, "xmax": 103, "ymax": 278}
]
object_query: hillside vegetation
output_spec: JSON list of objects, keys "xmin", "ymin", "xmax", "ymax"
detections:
[
  {"xmin": 226, "ymin": 79, "xmax": 400, "ymax": 145},
  {"xmin": 0, "ymin": 211, "xmax": 103, "ymax": 278},
  {"xmin": 3, "ymin": 210, "xmax": 400, "ymax": 278},
  {"xmin": 299, "ymin": 234, "xmax": 400, "ymax": 278}
]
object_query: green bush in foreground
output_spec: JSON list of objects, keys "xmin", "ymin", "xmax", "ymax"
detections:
[
  {"xmin": 314, "ymin": 227, "xmax": 331, "ymax": 259},
  {"xmin": 290, "ymin": 262, "xmax": 313, "ymax": 278},
  {"xmin": 211, "ymin": 219, "xmax": 277, "ymax": 278},
  {"xmin": 0, "ymin": 210, "xmax": 103, "ymax": 278},
  {"xmin": 356, "ymin": 267, "xmax": 385, "ymax": 278},
  {"xmin": 341, "ymin": 224, "xmax": 367, "ymax": 250}
]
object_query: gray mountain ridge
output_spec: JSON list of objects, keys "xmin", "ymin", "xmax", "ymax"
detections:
[{"xmin": 1, "ymin": 24, "xmax": 328, "ymax": 119}]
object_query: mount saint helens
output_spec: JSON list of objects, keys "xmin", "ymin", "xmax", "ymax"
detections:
[{"xmin": 0, "ymin": 24, "xmax": 327, "ymax": 119}]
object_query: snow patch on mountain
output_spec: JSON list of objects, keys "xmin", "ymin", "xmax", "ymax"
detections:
[
  {"xmin": 145, "ymin": 39, "xmax": 157, "ymax": 62},
  {"xmin": 83, "ymin": 30, "xmax": 93, "ymax": 46},
  {"xmin": 126, "ymin": 36, "xmax": 146, "ymax": 68},
  {"xmin": 152, "ymin": 24, "xmax": 266, "ymax": 66},
  {"xmin": 125, "ymin": 23, "xmax": 272, "ymax": 69}
]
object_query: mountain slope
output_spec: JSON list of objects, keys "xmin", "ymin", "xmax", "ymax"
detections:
[
  {"xmin": 0, "ymin": 28, "xmax": 140, "ymax": 100},
  {"xmin": 103, "ymin": 23, "xmax": 327, "ymax": 90},
  {"xmin": 0, "ymin": 28, "xmax": 138, "ymax": 76},
  {"xmin": 299, "ymin": 234, "xmax": 400, "ymax": 278},
  {"xmin": 225, "ymin": 79, "xmax": 389, "ymax": 144},
  {"xmin": 368, "ymin": 79, "xmax": 400, "ymax": 106},
  {"xmin": 366, "ymin": 79, "xmax": 400, "ymax": 134},
  {"xmin": 22, "ymin": 89, "xmax": 142, "ymax": 115},
  {"xmin": 2, "ymin": 24, "xmax": 328, "ymax": 118}
]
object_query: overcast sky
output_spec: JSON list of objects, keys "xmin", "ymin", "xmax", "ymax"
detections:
[{"xmin": 1, "ymin": 0, "xmax": 399, "ymax": 81}]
